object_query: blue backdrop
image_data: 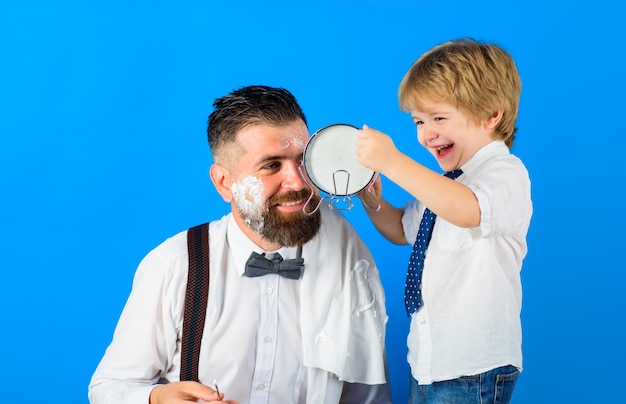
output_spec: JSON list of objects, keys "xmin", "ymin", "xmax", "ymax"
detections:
[{"xmin": 1, "ymin": 1, "xmax": 624, "ymax": 403}]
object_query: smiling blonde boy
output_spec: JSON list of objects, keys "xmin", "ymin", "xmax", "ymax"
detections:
[{"xmin": 356, "ymin": 38, "xmax": 532, "ymax": 403}]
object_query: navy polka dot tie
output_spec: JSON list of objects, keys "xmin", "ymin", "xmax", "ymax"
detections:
[{"xmin": 404, "ymin": 169, "xmax": 463, "ymax": 316}]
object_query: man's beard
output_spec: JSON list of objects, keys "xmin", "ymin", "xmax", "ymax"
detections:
[{"xmin": 238, "ymin": 189, "xmax": 322, "ymax": 247}]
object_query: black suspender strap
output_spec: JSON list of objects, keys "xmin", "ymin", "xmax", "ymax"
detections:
[{"xmin": 180, "ymin": 223, "xmax": 210, "ymax": 382}]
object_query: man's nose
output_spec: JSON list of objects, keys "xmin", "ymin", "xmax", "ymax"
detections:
[{"xmin": 282, "ymin": 161, "xmax": 306, "ymax": 190}]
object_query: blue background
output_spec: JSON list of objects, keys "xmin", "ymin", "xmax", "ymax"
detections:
[{"xmin": 1, "ymin": 1, "xmax": 624, "ymax": 403}]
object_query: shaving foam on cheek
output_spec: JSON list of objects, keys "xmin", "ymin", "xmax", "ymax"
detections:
[{"xmin": 231, "ymin": 176, "xmax": 265, "ymax": 231}]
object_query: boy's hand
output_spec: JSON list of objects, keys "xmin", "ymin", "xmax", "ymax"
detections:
[
  {"xmin": 357, "ymin": 175, "xmax": 383, "ymax": 212},
  {"xmin": 357, "ymin": 175, "xmax": 382, "ymax": 200},
  {"xmin": 356, "ymin": 125, "xmax": 399, "ymax": 173}
]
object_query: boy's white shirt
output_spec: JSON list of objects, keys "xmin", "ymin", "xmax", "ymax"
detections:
[{"xmin": 402, "ymin": 140, "xmax": 532, "ymax": 384}]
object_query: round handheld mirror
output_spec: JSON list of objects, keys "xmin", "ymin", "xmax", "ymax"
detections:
[{"xmin": 300, "ymin": 123, "xmax": 380, "ymax": 213}]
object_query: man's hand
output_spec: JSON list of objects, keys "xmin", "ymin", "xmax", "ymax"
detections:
[{"xmin": 149, "ymin": 381, "xmax": 238, "ymax": 404}]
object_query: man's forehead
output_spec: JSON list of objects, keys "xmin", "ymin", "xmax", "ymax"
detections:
[
  {"xmin": 239, "ymin": 122, "xmax": 309, "ymax": 150},
  {"xmin": 253, "ymin": 137, "xmax": 307, "ymax": 163},
  {"xmin": 274, "ymin": 133, "xmax": 309, "ymax": 150}
]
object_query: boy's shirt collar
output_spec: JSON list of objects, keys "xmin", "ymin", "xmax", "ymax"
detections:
[{"xmin": 460, "ymin": 140, "xmax": 509, "ymax": 177}]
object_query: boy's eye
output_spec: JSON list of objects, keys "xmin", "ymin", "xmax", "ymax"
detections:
[
  {"xmin": 434, "ymin": 116, "xmax": 445, "ymax": 122},
  {"xmin": 414, "ymin": 120, "xmax": 424, "ymax": 126}
]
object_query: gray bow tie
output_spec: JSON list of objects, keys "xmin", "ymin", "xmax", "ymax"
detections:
[{"xmin": 245, "ymin": 251, "xmax": 304, "ymax": 280}]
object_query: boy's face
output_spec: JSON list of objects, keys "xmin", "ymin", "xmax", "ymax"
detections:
[{"xmin": 411, "ymin": 101, "xmax": 496, "ymax": 172}]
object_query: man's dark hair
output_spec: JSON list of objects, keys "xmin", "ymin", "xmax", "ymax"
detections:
[{"xmin": 207, "ymin": 85, "xmax": 308, "ymax": 161}]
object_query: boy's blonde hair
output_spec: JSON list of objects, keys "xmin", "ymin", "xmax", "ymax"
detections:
[{"xmin": 398, "ymin": 38, "xmax": 521, "ymax": 148}]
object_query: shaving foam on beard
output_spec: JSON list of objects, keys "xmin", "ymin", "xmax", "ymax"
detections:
[{"xmin": 231, "ymin": 175, "xmax": 265, "ymax": 232}]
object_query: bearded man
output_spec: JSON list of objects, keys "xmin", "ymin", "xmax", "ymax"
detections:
[{"xmin": 89, "ymin": 85, "xmax": 392, "ymax": 404}]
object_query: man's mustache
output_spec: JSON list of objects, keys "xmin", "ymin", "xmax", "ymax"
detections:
[{"xmin": 267, "ymin": 189, "xmax": 314, "ymax": 207}]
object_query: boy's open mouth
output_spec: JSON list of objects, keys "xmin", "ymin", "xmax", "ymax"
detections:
[{"xmin": 436, "ymin": 144, "xmax": 454, "ymax": 158}]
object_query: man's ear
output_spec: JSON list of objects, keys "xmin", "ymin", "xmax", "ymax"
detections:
[
  {"xmin": 209, "ymin": 163, "xmax": 233, "ymax": 203},
  {"xmin": 484, "ymin": 109, "xmax": 504, "ymax": 129}
]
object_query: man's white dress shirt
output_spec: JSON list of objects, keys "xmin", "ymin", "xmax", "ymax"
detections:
[{"xmin": 89, "ymin": 204, "xmax": 389, "ymax": 404}]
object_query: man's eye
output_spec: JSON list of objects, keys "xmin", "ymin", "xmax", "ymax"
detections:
[{"xmin": 263, "ymin": 162, "xmax": 280, "ymax": 170}]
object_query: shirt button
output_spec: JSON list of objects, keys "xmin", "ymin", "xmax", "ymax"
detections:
[
  {"xmin": 257, "ymin": 383, "xmax": 265, "ymax": 390},
  {"xmin": 419, "ymin": 319, "xmax": 426, "ymax": 325},
  {"xmin": 266, "ymin": 287, "xmax": 273, "ymax": 295},
  {"xmin": 264, "ymin": 336, "xmax": 272, "ymax": 343}
]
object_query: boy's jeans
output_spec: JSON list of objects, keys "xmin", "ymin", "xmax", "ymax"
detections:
[{"xmin": 408, "ymin": 365, "xmax": 519, "ymax": 404}]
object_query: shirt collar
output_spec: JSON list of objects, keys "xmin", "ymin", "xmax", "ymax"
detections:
[
  {"xmin": 225, "ymin": 214, "xmax": 299, "ymax": 276},
  {"xmin": 460, "ymin": 140, "xmax": 509, "ymax": 177}
]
